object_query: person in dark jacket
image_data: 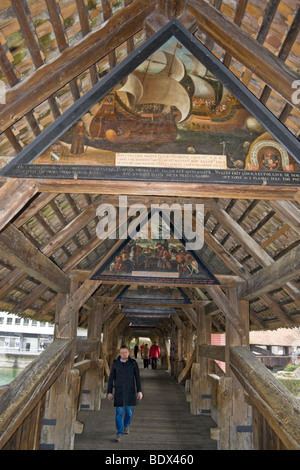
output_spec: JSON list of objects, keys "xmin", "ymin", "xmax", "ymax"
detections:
[{"xmin": 107, "ymin": 345, "xmax": 143, "ymax": 442}]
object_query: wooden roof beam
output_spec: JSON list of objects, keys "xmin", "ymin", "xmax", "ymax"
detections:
[
  {"xmin": 37, "ymin": 179, "xmax": 299, "ymax": 201},
  {"xmin": 209, "ymin": 202, "xmax": 300, "ymax": 303},
  {"xmin": 187, "ymin": 211, "xmax": 293, "ymax": 327},
  {"xmin": 239, "ymin": 244, "xmax": 300, "ymax": 301},
  {"xmin": 145, "ymin": 4, "xmax": 197, "ymax": 36},
  {"xmin": 0, "ymin": 179, "xmax": 39, "ymax": 233},
  {"xmin": 182, "ymin": 307, "xmax": 197, "ymax": 328},
  {"xmin": 187, "ymin": 0, "xmax": 300, "ymax": 110},
  {"xmin": 0, "ymin": 224, "xmax": 70, "ymax": 294},
  {"xmin": 0, "ymin": 0, "xmax": 156, "ymax": 134},
  {"xmin": 267, "ymin": 200, "xmax": 300, "ymax": 232},
  {"xmin": 39, "ymin": 195, "xmax": 104, "ymax": 258},
  {"xmin": 157, "ymin": 0, "xmax": 187, "ymax": 18},
  {"xmin": 205, "ymin": 285, "xmax": 247, "ymax": 339}
]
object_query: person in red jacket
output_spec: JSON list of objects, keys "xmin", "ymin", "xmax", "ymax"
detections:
[{"xmin": 149, "ymin": 342, "xmax": 160, "ymax": 370}]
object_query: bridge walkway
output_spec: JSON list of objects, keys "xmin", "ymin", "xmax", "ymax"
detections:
[{"xmin": 74, "ymin": 359, "xmax": 217, "ymax": 451}]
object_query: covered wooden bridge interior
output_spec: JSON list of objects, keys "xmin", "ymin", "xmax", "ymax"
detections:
[{"xmin": 0, "ymin": 0, "xmax": 300, "ymax": 451}]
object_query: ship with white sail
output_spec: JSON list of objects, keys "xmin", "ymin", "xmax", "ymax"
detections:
[{"xmin": 89, "ymin": 44, "xmax": 249, "ymax": 143}]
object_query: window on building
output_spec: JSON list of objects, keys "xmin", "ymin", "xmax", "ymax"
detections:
[
  {"xmin": 15, "ymin": 318, "xmax": 21, "ymax": 325},
  {"xmin": 271, "ymin": 346, "xmax": 284, "ymax": 356},
  {"xmin": 9, "ymin": 337, "xmax": 19, "ymax": 348},
  {"xmin": 0, "ymin": 317, "xmax": 4, "ymax": 325},
  {"xmin": 23, "ymin": 319, "xmax": 29, "ymax": 326},
  {"xmin": 6, "ymin": 317, "xmax": 13, "ymax": 325}
]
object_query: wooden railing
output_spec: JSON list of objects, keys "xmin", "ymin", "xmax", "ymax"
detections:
[
  {"xmin": 0, "ymin": 337, "xmax": 106, "ymax": 450},
  {"xmin": 230, "ymin": 346, "xmax": 300, "ymax": 450},
  {"xmin": 1, "ymin": 339, "xmax": 299, "ymax": 450},
  {"xmin": 0, "ymin": 339, "xmax": 72, "ymax": 449},
  {"xmin": 198, "ymin": 344, "xmax": 300, "ymax": 450}
]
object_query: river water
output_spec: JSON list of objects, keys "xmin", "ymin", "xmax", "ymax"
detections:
[{"xmin": 0, "ymin": 368, "xmax": 21, "ymax": 386}]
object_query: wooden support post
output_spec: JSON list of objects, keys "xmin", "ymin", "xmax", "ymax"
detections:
[
  {"xmin": 110, "ymin": 322, "xmax": 120, "ymax": 363},
  {"xmin": 171, "ymin": 315, "xmax": 185, "ymax": 377},
  {"xmin": 185, "ymin": 322, "xmax": 193, "ymax": 363},
  {"xmin": 177, "ymin": 324, "xmax": 185, "ymax": 377},
  {"xmin": 170, "ymin": 321, "xmax": 178, "ymax": 378},
  {"xmin": 102, "ymin": 322, "xmax": 110, "ymax": 377},
  {"xmin": 161, "ymin": 337, "xmax": 170, "ymax": 371},
  {"xmin": 40, "ymin": 279, "xmax": 95, "ymax": 450},
  {"xmin": 80, "ymin": 301, "xmax": 104, "ymax": 412},
  {"xmin": 225, "ymin": 287, "xmax": 253, "ymax": 450},
  {"xmin": 191, "ymin": 305, "xmax": 211, "ymax": 415},
  {"xmin": 212, "ymin": 376, "xmax": 233, "ymax": 450},
  {"xmin": 170, "ymin": 317, "xmax": 186, "ymax": 379}
]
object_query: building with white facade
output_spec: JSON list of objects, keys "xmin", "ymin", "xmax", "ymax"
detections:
[{"xmin": 0, "ymin": 312, "xmax": 86, "ymax": 368}]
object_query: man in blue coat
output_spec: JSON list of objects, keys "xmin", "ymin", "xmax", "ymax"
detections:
[{"xmin": 107, "ymin": 345, "xmax": 143, "ymax": 442}]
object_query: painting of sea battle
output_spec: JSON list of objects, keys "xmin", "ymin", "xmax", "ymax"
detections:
[
  {"xmin": 91, "ymin": 237, "xmax": 218, "ymax": 285},
  {"xmin": 34, "ymin": 37, "xmax": 298, "ymax": 172}
]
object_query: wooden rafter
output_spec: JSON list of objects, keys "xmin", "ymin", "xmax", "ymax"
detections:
[
  {"xmin": 240, "ymin": 245, "xmax": 300, "ymax": 301},
  {"xmin": 0, "ymin": 179, "xmax": 39, "ymax": 232},
  {"xmin": 0, "ymin": 0, "xmax": 155, "ymax": 134},
  {"xmin": 187, "ymin": 0, "xmax": 300, "ymax": 111},
  {"xmin": 0, "ymin": 224, "xmax": 70, "ymax": 293}
]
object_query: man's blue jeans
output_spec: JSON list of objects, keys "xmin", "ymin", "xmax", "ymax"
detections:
[{"xmin": 115, "ymin": 406, "xmax": 133, "ymax": 435}]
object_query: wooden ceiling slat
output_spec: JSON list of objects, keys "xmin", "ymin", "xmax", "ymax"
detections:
[
  {"xmin": 256, "ymin": 0, "xmax": 281, "ymax": 45},
  {"xmin": 0, "ymin": 38, "xmax": 41, "ymax": 138},
  {"xmin": 209, "ymin": 201, "xmax": 300, "ymax": 303},
  {"xmin": 0, "ymin": 224, "xmax": 71, "ymax": 294},
  {"xmin": 0, "ymin": 178, "xmax": 39, "ymax": 232},
  {"xmin": 268, "ymin": 200, "xmax": 300, "ymax": 232},
  {"xmin": 45, "ymin": 0, "xmax": 81, "ymax": 102},
  {"xmin": 0, "ymin": 269, "xmax": 27, "ymax": 300},
  {"xmin": 14, "ymin": 283, "xmax": 49, "ymax": 314},
  {"xmin": 223, "ymin": 0, "xmax": 248, "ymax": 68},
  {"xmin": 278, "ymin": 7, "xmax": 300, "ymax": 62},
  {"xmin": 240, "ymin": 244, "xmax": 300, "ymax": 301},
  {"xmin": 187, "ymin": 0, "xmax": 300, "ymax": 111},
  {"xmin": 12, "ymin": 0, "xmax": 44, "ymax": 69},
  {"xmin": 260, "ymin": 7, "xmax": 300, "ymax": 116},
  {"xmin": 0, "ymin": 0, "xmax": 155, "ymax": 134},
  {"xmin": 4, "ymin": 129, "xmax": 23, "ymax": 153},
  {"xmin": 75, "ymin": 0, "xmax": 98, "ymax": 86},
  {"xmin": 0, "ymin": 42, "xmax": 19, "ymax": 86}
]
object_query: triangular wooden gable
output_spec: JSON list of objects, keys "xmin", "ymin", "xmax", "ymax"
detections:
[
  {"xmin": 1, "ymin": 19, "xmax": 299, "ymax": 187},
  {"xmin": 90, "ymin": 207, "xmax": 219, "ymax": 285}
]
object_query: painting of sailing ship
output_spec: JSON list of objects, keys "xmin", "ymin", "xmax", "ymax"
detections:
[{"xmin": 34, "ymin": 38, "xmax": 297, "ymax": 172}]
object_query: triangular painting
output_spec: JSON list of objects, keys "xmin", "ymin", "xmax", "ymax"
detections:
[
  {"xmin": 90, "ymin": 208, "xmax": 219, "ymax": 285},
  {"xmin": 1, "ymin": 20, "xmax": 299, "ymax": 185}
]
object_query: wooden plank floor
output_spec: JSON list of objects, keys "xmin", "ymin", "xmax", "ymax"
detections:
[{"xmin": 74, "ymin": 359, "xmax": 217, "ymax": 450}]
